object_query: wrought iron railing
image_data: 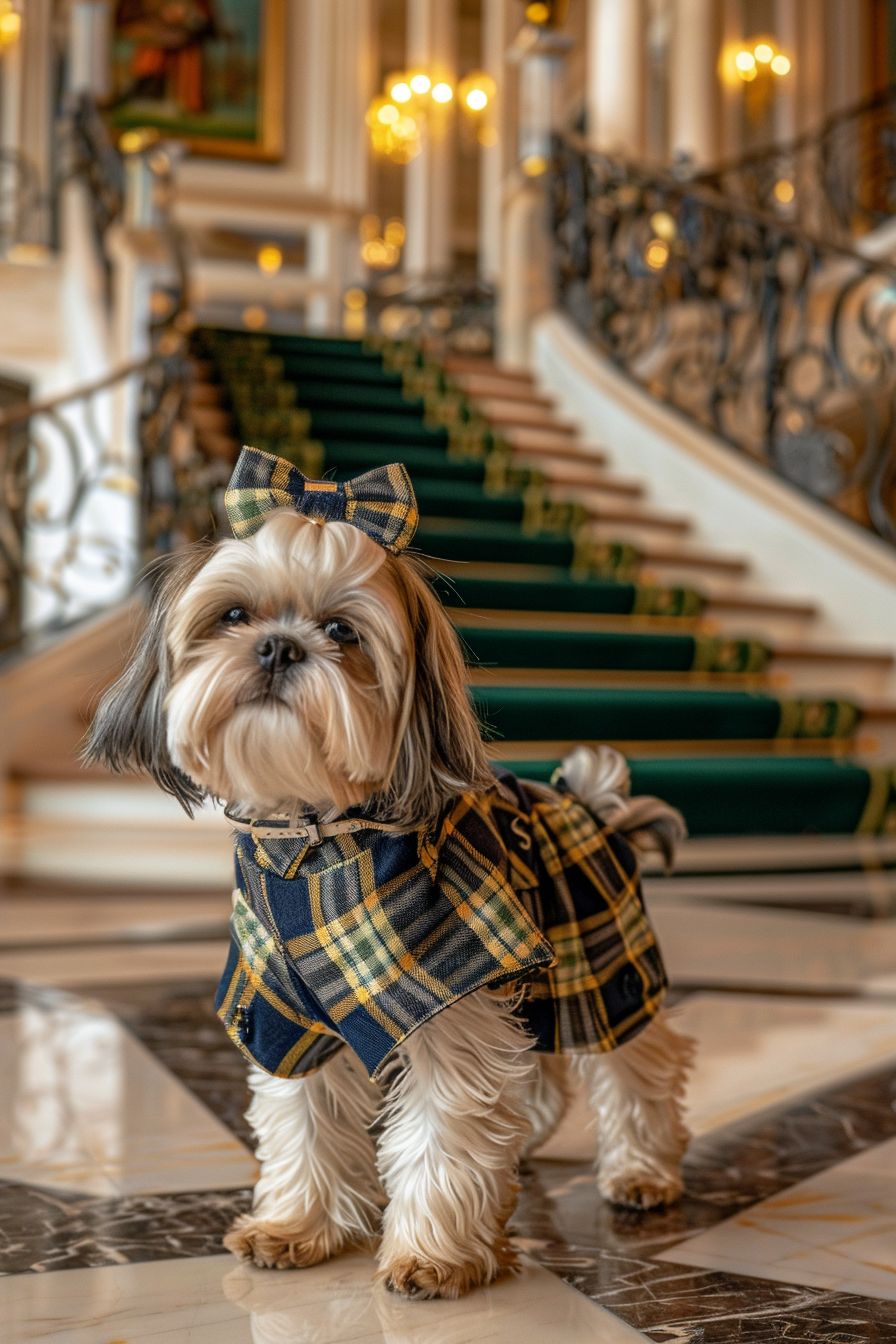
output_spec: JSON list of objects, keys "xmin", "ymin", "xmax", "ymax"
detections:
[
  {"xmin": 360, "ymin": 273, "xmax": 495, "ymax": 357},
  {"xmin": 695, "ymin": 82, "xmax": 896, "ymax": 244},
  {"xmin": 550, "ymin": 133, "xmax": 896, "ymax": 545},
  {"xmin": 0, "ymin": 344, "xmax": 194, "ymax": 652},
  {"xmin": 0, "ymin": 148, "xmax": 47, "ymax": 255},
  {"xmin": 0, "ymin": 100, "xmax": 195, "ymax": 652}
]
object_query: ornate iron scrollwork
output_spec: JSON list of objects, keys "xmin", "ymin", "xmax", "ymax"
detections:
[{"xmin": 550, "ymin": 133, "xmax": 896, "ymax": 546}]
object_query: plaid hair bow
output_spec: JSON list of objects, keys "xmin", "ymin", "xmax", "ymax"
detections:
[{"xmin": 224, "ymin": 446, "xmax": 419, "ymax": 553}]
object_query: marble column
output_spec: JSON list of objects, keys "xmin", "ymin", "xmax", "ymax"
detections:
[
  {"xmin": 669, "ymin": 0, "xmax": 720, "ymax": 164},
  {"xmin": 773, "ymin": 0, "xmax": 799, "ymax": 142},
  {"xmin": 16, "ymin": 0, "xmax": 54, "ymax": 192},
  {"xmin": 403, "ymin": 0, "xmax": 456, "ymax": 276},
  {"xmin": 69, "ymin": 1, "xmax": 111, "ymax": 98},
  {"xmin": 478, "ymin": 0, "xmax": 513, "ymax": 284},
  {"xmin": 586, "ymin": 0, "xmax": 646, "ymax": 155}
]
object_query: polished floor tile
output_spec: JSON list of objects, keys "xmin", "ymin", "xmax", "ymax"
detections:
[
  {"xmin": 651, "ymin": 901, "xmax": 896, "ymax": 995},
  {"xmin": 657, "ymin": 1136, "xmax": 896, "ymax": 1302},
  {"xmin": 0, "ymin": 892, "xmax": 229, "ymax": 946},
  {"xmin": 536, "ymin": 993, "xmax": 896, "ymax": 1160},
  {"xmin": 0, "ymin": 939, "xmax": 229, "ymax": 986},
  {"xmin": 0, "ymin": 991, "xmax": 256, "ymax": 1196},
  {"xmin": 0, "ymin": 1250, "xmax": 647, "ymax": 1343},
  {"xmin": 645, "ymin": 867, "xmax": 896, "ymax": 911}
]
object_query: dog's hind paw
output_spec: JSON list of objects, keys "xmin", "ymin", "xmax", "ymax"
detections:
[{"xmin": 598, "ymin": 1169, "xmax": 683, "ymax": 1211}]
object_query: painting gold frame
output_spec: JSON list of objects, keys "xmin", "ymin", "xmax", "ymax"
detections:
[{"xmin": 108, "ymin": 0, "xmax": 285, "ymax": 162}]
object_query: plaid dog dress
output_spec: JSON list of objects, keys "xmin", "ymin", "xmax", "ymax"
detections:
[{"xmin": 215, "ymin": 769, "xmax": 667, "ymax": 1081}]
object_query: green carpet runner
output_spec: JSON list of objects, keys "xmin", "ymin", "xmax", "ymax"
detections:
[{"xmin": 192, "ymin": 327, "xmax": 891, "ymax": 836}]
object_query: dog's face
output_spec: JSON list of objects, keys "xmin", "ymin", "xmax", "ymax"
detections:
[{"xmin": 86, "ymin": 510, "xmax": 491, "ymax": 822}]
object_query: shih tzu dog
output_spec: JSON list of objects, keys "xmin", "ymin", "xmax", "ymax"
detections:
[{"xmin": 85, "ymin": 447, "xmax": 693, "ymax": 1301}]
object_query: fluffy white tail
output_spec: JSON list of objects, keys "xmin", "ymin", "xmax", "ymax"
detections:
[{"xmin": 560, "ymin": 745, "xmax": 686, "ymax": 869}]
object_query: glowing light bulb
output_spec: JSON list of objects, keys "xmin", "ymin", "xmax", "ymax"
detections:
[
  {"xmin": 256, "ymin": 244, "xmax": 283, "ymax": 275},
  {"xmin": 465, "ymin": 88, "xmax": 488, "ymax": 112},
  {"xmin": 521, "ymin": 153, "xmax": 548, "ymax": 177},
  {"xmin": 644, "ymin": 239, "xmax": 670, "ymax": 271},
  {"xmin": 526, "ymin": 2, "xmax": 551, "ymax": 22}
]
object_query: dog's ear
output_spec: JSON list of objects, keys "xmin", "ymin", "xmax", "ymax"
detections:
[
  {"xmin": 384, "ymin": 557, "xmax": 494, "ymax": 826},
  {"xmin": 82, "ymin": 545, "xmax": 213, "ymax": 815}
]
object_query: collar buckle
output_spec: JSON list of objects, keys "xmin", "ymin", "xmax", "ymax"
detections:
[{"xmin": 303, "ymin": 821, "xmax": 322, "ymax": 846}]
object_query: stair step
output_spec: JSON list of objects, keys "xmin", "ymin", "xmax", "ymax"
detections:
[
  {"xmin": 434, "ymin": 573, "xmax": 706, "ymax": 619},
  {"xmin": 420, "ymin": 521, "xmax": 747, "ymax": 577},
  {"xmin": 498, "ymin": 756, "xmax": 890, "ymax": 837},
  {"xmin": 481, "ymin": 403, "xmax": 579, "ymax": 435},
  {"xmin": 583, "ymin": 504, "xmax": 691, "ymax": 535},
  {"xmin": 458, "ymin": 626, "xmax": 770, "ymax": 675},
  {"xmin": 473, "ymin": 686, "xmax": 861, "ymax": 745},
  {"xmin": 452, "ymin": 374, "xmax": 555, "ymax": 407},
  {"xmin": 440, "ymin": 356, "xmax": 534, "ymax": 383},
  {"xmin": 501, "ymin": 429, "xmax": 607, "ymax": 464}
]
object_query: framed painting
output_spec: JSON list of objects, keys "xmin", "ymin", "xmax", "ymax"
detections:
[{"xmin": 107, "ymin": 0, "xmax": 285, "ymax": 161}]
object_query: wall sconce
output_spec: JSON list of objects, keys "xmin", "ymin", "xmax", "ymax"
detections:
[
  {"xmin": 0, "ymin": 0, "xmax": 22, "ymax": 51},
  {"xmin": 359, "ymin": 214, "xmax": 405, "ymax": 271}
]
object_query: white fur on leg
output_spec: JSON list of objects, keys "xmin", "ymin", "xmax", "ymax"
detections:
[
  {"xmin": 225, "ymin": 1053, "xmax": 384, "ymax": 1269},
  {"xmin": 575, "ymin": 1010, "xmax": 694, "ymax": 1210},
  {"xmin": 521, "ymin": 1054, "xmax": 573, "ymax": 1156},
  {"xmin": 376, "ymin": 989, "xmax": 536, "ymax": 1300}
]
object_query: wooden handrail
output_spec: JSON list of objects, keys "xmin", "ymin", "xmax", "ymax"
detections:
[{"xmin": 0, "ymin": 355, "xmax": 155, "ymax": 431}]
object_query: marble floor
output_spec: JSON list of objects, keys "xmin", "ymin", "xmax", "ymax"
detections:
[{"xmin": 2, "ymin": 862, "xmax": 896, "ymax": 1342}]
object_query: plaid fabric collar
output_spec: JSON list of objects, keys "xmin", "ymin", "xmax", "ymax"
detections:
[{"xmin": 224, "ymin": 446, "xmax": 418, "ymax": 553}]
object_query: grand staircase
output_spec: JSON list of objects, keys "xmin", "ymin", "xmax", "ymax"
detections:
[{"xmin": 180, "ymin": 326, "xmax": 896, "ymax": 846}]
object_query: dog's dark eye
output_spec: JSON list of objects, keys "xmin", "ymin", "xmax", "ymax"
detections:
[
  {"xmin": 323, "ymin": 619, "xmax": 358, "ymax": 645},
  {"xmin": 222, "ymin": 607, "xmax": 251, "ymax": 626}
]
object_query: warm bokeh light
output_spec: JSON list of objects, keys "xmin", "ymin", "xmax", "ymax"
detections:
[
  {"xmin": 0, "ymin": 2, "xmax": 21, "ymax": 49},
  {"xmin": 343, "ymin": 287, "xmax": 367, "ymax": 311},
  {"xmin": 773, "ymin": 178, "xmax": 796, "ymax": 204},
  {"xmin": 377, "ymin": 102, "xmax": 399, "ymax": 125},
  {"xmin": 384, "ymin": 217, "xmax": 406, "ymax": 246},
  {"xmin": 390, "ymin": 81, "xmax": 412, "ymax": 104},
  {"xmin": 754, "ymin": 42, "xmax": 774, "ymax": 63},
  {"xmin": 649, "ymin": 211, "xmax": 677, "ymax": 241},
  {"xmin": 409, "ymin": 72, "xmax": 431, "ymax": 95},
  {"xmin": 644, "ymin": 239, "xmax": 670, "ymax": 270},
  {"xmin": 525, "ymin": 2, "xmax": 551, "ymax": 23},
  {"xmin": 771, "ymin": 54, "xmax": 792, "ymax": 76},
  {"xmin": 466, "ymin": 88, "xmax": 488, "ymax": 112},
  {"xmin": 735, "ymin": 50, "xmax": 756, "ymax": 74},
  {"xmin": 241, "ymin": 305, "xmax": 267, "ymax": 330},
  {"xmin": 431, "ymin": 82, "xmax": 454, "ymax": 104},
  {"xmin": 256, "ymin": 244, "xmax": 283, "ymax": 275},
  {"xmin": 521, "ymin": 153, "xmax": 548, "ymax": 177}
]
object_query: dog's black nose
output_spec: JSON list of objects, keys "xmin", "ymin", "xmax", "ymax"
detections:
[{"xmin": 256, "ymin": 634, "xmax": 303, "ymax": 674}]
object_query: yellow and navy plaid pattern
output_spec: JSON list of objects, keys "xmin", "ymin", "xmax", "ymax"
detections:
[
  {"xmin": 224, "ymin": 446, "xmax": 418, "ymax": 553},
  {"xmin": 215, "ymin": 769, "xmax": 667, "ymax": 1081}
]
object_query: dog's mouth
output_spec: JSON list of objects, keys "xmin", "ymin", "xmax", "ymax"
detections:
[{"xmin": 237, "ymin": 673, "xmax": 296, "ymax": 707}]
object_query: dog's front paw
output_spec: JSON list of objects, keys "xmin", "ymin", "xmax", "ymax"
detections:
[
  {"xmin": 223, "ymin": 1213, "xmax": 345, "ymax": 1270},
  {"xmin": 380, "ymin": 1242, "xmax": 518, "ymax": 1300},
  {"xmin": 598, "ymin": 1168, "xmax": 683, "ymax": 1211}
]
